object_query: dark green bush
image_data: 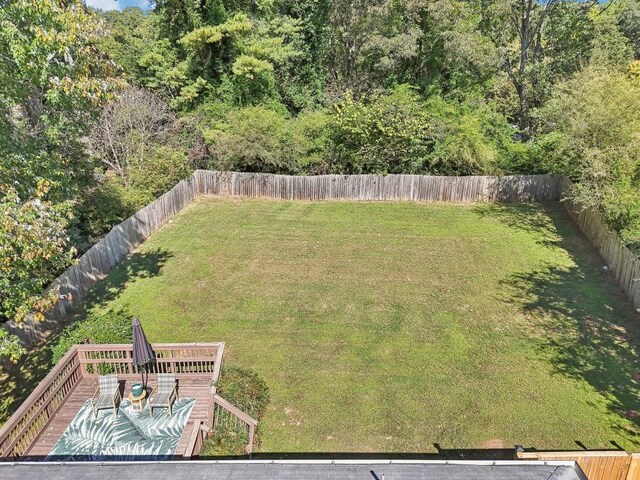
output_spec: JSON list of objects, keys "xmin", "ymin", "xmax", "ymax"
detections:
[
  {"xmin": 329, "ymin": 85, "xmax": 513, "ymax": 175},
  {"xmin": 200, "ymin": 365, "xmax": 269, "ymax": 457},
  {"xmin": 51, "ymin": 310, "xmax": 133, "ymax": 364},
  {"xmin": 127, "ymin": 146, "xmax": 193, "ymax": 198},
  {"xmin": 73, "ymin": 176, "xmax": 151, "ymax": 250}
]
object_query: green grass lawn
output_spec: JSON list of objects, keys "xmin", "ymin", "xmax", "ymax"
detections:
[{"xmin": 82, "ymin": 197, "xmax": 640, "ymax": 454}]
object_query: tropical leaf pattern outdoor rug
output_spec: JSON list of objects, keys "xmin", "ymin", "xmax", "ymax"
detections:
[{"xmin": 46, "ymin": 398, "xmax": 195, "ymax": 460}]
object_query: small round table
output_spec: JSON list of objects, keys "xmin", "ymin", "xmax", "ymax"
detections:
[{"xmin": 128, "ymin": 389, "xmax": 147, "ymax": 412}]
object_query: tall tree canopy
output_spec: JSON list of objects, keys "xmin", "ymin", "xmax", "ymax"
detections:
[
  {"xmin": 0, "ymin": 0, "xmax": 120, "ymax": 354},
  {"xmin": 1, "ymin": 0, "xmax": 639, "ymax": 361}
]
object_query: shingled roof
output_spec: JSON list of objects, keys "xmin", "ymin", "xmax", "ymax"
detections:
[{"xmin": 0, "ymin": 460, "xmax": 586, "ymax": 480}]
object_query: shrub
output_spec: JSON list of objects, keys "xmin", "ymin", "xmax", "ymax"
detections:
[
  {"xmin": 536, "ymin": 66, "xmax": 640, "ymax": 253},
  {"xmin": 330, "ymin": 86, "xmax": 433, "ymax": 174},
  {"xmin": 128, "ymin": 146, "xmax": 193, "ymax": 198},
  {"xmin": 51, "ymin": 310, "xmax": 132, "ymax": 365},
  {"xmin": 329, "ymin": 85, "xmax": 511, "ymax": 175},
  {"xmin": 200, "ymin": 365, "xmax": 269, "ymax": 457},
  {"xmin": 425, "ymin": 96, "xmax": 512, "ymax": 176},
  {"xmin": 73, "ymin": 176, "xmax": 151, "ymax": 250},
  {"xmin": 205, "ymin": 106, "xmax": 294, "ymax": 173},
  {"xmin": 204, "ymin": 106, "xmax": 331, "ymax": 174}
]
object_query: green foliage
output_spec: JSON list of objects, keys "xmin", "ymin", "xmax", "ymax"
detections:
[
  {"xmin": 129, "ymin": 146, "xmax": 193, "ymax": 198},
  {"xmin": 51, "ymin": 310, "xmax": 132, "ymax": 364},
  {"xmin": 137, "ymin": 39, "xmax": 190, "ymax": 100},
  {"xmin": 330, "ymin": 86, "xmax": 511, "ymax": 175},
  {"xmin": 200, "ymin": 365, "xmax": 269, "ymax": 456},
  {"xmin": 74, "ymin": 146, "xmax": 192, "ymax": 250},
  {"xmin": 330, "ymin": 87, "xmax": 433, "ymax": 174},
  {"xmin": 0, "ymin": 184, "xmax": 75, "ymax": 324},
  {"xmin": 205, "ymin": 106, "xmax": 330, "ymax": 173},
  {"xmin": 618, "ymin": 0, "xmax": 640, "ymax": 58},
  {"xmin": 0, "ymin": 0, "xmax": 121, "ymax": 201},
  {"xmin": 0, "ymin": 0, "xmax": 120, "ymax": 328},
  {"xmin": 425, "ymin": 96, "xmax": 513, "ymax": 175},
  {"xmin": 5, "ymin": 0, "xmax": 640, "ymax": 325},
  {"xmin": 537, "ymin": 66, "xmax": 640, "ymax": 252},
  {"xmin": 95, "ymin": 8, "xmax": 156, "ymax": 80},
  {"xmin": 0, "ymin": 330, "xmax": 25, "ymax": 364},
  {"xmin": 72, "ymin": 176, "xmax": 151, "ymax": 249}
]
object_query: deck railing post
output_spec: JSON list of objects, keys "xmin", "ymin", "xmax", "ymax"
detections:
[
  {"xmin": 247, "ymin": 423, "xmax": 255, "ymax": 458},
  {"xmin": 0, "ymin": 342, "xmax": 225, "ymax": 459}
]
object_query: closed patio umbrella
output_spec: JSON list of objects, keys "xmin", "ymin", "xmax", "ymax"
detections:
[{"xmin": 132, "ymin": 316, "xmax": 155, "ymax": 389}]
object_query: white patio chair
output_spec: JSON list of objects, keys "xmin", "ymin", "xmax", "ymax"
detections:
[
  {"xmin": 148, "ymin": 373, "xmax": 179, "ymax": 417},
  {"xmin": 90, "ymin": 374, "xmax": 121, "ymax": 418}
]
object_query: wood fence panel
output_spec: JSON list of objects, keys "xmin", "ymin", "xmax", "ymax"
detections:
[
  {"xmin": 518, "ymin": 451, "xmax": 632, "ymax": 480},
  {"xmin": 560, "ymin": 181, "xmax": 640, "ymax": 311},
  {"xmin": 194, "ymin": 170, "xmax": 563, "ymax": 203}
]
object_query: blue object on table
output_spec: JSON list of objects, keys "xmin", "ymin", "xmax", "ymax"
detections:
[{"xmin": 131, "ymin": 383, "xmax": 143, "ymax": 397}]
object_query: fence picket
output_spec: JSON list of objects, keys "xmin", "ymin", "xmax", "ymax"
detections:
[{"xmin": 5, "ymin": 171, "xmax": 638, "ymax": 346}]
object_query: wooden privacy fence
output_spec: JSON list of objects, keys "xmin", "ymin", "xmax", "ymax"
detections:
[
  {"xmin": 4, "ymin": 171, "xmax": 639, "ymax": 346},
  {"xmin": 194, "ymin": 170, "xmax": 564, "ymax": 203},
  {"xmin": 559, "ymin": 178, "xmax": 640, "ymax": 311},
  {"xmin": 518, "ymin": 450, "xmax": 640, "ymax": 480}
]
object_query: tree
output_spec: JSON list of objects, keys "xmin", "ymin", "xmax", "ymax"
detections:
[
  {"xmin": 617, "ymin": 0, "xmax": 640, "ymax": 58},
  {"xmin": 95, "ymin": 7, "xmax": 157, "ymax": 82},
  {"xmin": 0, "ymin": 0, "xmax": 119, "ymax": 353},
  {"xmin": 324, "ymin": 0, "xmax": 423, "ymax": 98},
  {"xmin": 89, "ymin": 87, "xmax": 175, "ymax": 179},
  {"xmin": 480, "ymin": 0, "xmax": 613, "ymax": 135},
  {"xmin": 0, "ymin": 183, "xmax": 75, "ymax": 325},
  {"xmin": 0, "ymin": 0, "xmax": 121, "ymax": 201},
  {"xmin": 536, "ymin": 66, "xmax": 640, "ymax": 252}
]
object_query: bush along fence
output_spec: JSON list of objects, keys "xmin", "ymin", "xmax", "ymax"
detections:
[
  {"xmin": 4, "ymin": 170, "xmax": 639, "ymax": 346},
  {"xmin": 4, "ymin": 176, "xmax": 199, "ymax": 345},
  {"xmin": 558, "ymin": 177, "xmax": 640, "ymax": 312}
]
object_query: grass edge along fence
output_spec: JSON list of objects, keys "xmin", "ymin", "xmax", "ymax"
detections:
[
  {"xmin": 558, "ymin": 176, "xmax": 640, "ymax": 313},
  {"xmin": 4, "ymin": 171, "xmax": 638, "ymax": 346},
  {"xmin": 4, "ymin": 176, "xmax": 199, "ymax": 345}
]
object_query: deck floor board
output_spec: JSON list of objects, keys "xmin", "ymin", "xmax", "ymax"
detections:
[{"xmin": 24, "ymin": 377, "xmax": 212, "ymax": 459}]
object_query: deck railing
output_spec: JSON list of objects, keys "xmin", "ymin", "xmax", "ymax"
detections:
[
  {"xmin": 0, "ymin": 342, "xmax": 226, "ymax": 459},
  {"xmin": 212, "ymin": 393, "xmax": 258, "ymax": 457},
  {"xmin": 0, "ymin": 346, "xmax": 83, "ymax": 458},
  {"xmin": 76, "ymin": 343, "xmax": 224, "ymax": 379}
]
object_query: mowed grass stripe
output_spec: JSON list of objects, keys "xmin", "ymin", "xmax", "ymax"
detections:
[{"xmin": 85, "ymin": 198, "xmax": 640, "ymax": 453}]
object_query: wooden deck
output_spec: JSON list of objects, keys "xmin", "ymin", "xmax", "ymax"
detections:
[
  {"xmin": 24, "ymin": 376, "xmax": 213, "ymax": 459},
  {"xmin": 0, "ymin": 343, "xmax": 258, "ymax": 460}
]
